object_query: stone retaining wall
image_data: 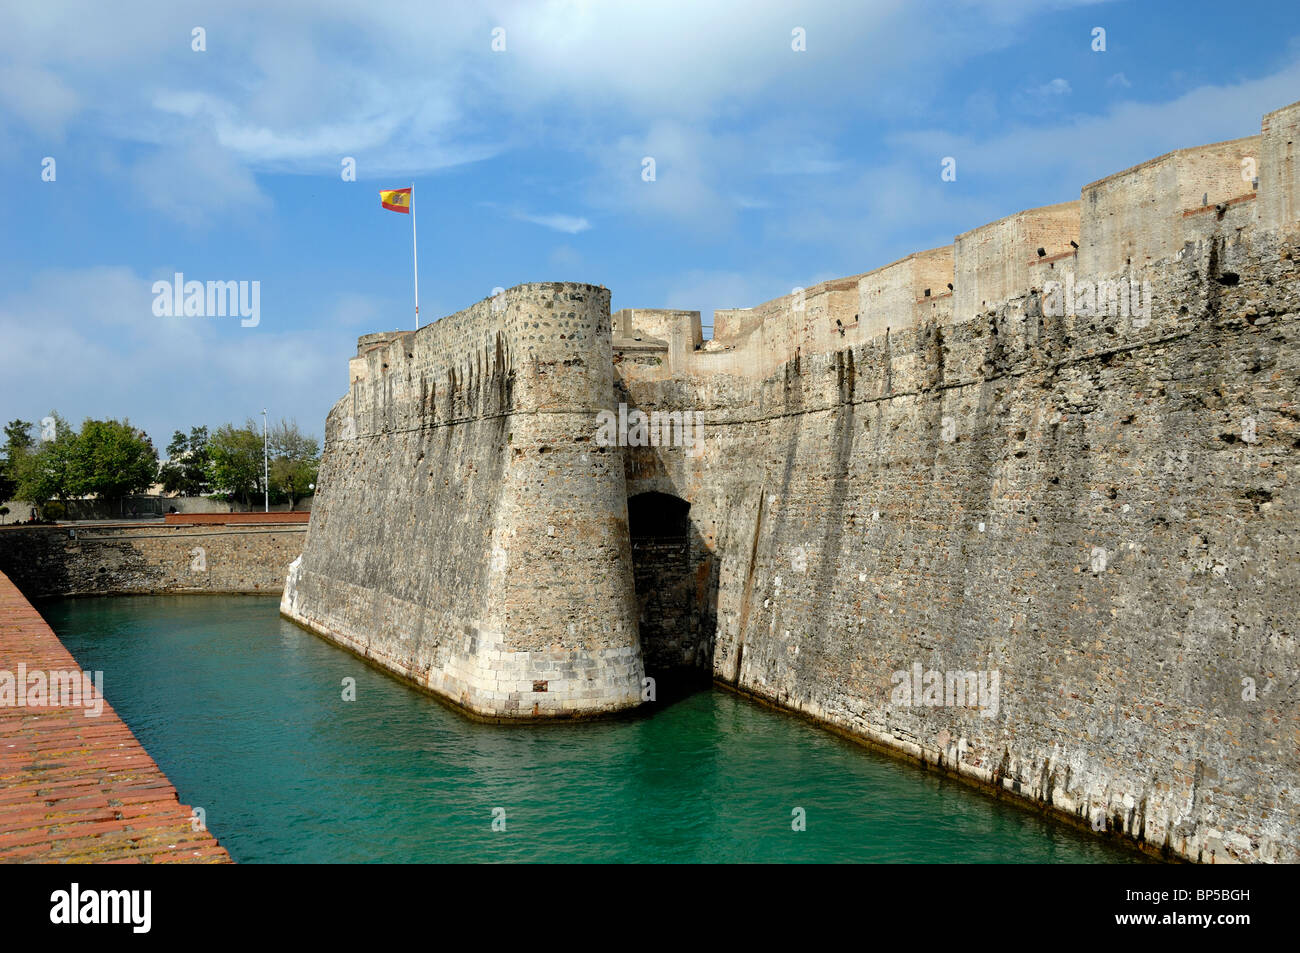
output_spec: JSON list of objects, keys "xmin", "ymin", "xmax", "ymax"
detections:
[{"xmin": 0, "ymin": 524, "xmax": 304, "ymax": 598}]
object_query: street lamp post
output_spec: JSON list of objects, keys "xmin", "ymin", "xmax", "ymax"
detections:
[{"xmin": 262, "ymin": 409, "xmax": 269, "ymax": 513}]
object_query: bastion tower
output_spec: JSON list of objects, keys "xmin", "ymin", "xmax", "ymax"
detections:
[{"xmin": 282, "ymin": 283, "xmax": 646, "ymax": 718}]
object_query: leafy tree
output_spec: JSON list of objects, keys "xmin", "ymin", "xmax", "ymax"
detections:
[
  {"xmin": 158, "ymin": 426, "xmax": 211, "ymax": 496},
  {"xmin": 270, "ymin": 456, "xmax": 318, "ymax": 510},
  {"xmin": 268, "ymin": 419, "xmax": 320, "ymax": 510},
  {"xmin": 13, "ymin": 412, "xmax": 78, "ymax": 511},
  {"xmin": 208, "ymin": 420, "xmax": 266, "ymax": 507},
  {"xmin": 71, "ymin": 419, "xmax": 157, "ymax": 507},
  {"xmin": 0, "ymin": 419, "xmax": 34, "ymax": 503},
  {"xmin": 4, "ymin": 419, "xmax": 34, "ymax": 457}
]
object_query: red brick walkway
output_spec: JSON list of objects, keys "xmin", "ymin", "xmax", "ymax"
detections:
[
  {"xmin": 163, "ymin": 511, "xmax": 309, "ymax": 525},
  {"xmin": 0, "ymin": 570, "xmax": 230, "ymax": 863}
]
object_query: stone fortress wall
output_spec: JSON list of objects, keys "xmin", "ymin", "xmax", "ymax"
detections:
[
  {"xmin": 291, "ymin": 100, "xmax": 1298, "ymax": 858},
  {"xmin": 610, "ymin": 100, "xmax": 1300, "ymax": 862},
  {"xmin": 281, "ymin": 283, "xmax": 645, "ymax": 720}
]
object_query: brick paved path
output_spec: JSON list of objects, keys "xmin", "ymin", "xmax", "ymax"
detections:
[{"xmin": 0, "ymin": 571, "xmax": 230, "ymax": 862}]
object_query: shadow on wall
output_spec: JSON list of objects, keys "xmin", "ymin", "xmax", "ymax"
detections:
[{"xmin": 627, "ymin": 491, "xmax": 718, "ymax": 694}]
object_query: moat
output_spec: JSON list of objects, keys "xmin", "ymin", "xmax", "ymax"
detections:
[{"xmin": 37, "ymin": 594, "xmax": 1145, "ymax": 863}]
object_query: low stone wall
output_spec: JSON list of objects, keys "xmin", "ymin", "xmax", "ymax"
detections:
[
  {"xmin": 164, "ymin": 512, "xmax": 310, "ymax": 525},
  {"xmin": 0, "ymin": 524, "xmax": 305, "ymax": 599}
]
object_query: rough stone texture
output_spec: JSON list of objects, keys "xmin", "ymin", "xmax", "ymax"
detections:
[
  {"xmin": 293, "ymin": 101, "xmax": 1300, "ymax": 860},
  {"xmin": 0, "ymin": 525, "xmax": 304, "ymax": 599},
  {"xmin": 622, "ymin": 223, "xmax": 1299, "ymax": 864},
  {"xmin": 282, "ymin": 282, "xmax": 644, "ymax": 720}
]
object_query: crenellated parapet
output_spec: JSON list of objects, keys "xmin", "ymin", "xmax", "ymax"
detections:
[
  {"xmin": 1078, "ymin": 135, "xmax": 1260, "ymax": 277},
  {"xmin": 616, "ymin": 99, "xmax": 1299, "ymax": 379}
]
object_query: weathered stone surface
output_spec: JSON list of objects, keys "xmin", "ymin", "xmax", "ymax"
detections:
[
  {"xmin": 290, "ymin": 100, "xmax": 1300, "ymax": 860},
  {"xmin": 624, "ymin": 225, "xmax": 1298, "ymax": 864},
  {"xmin": 0, "ymin": 524, "xmax": 303, "ymax": 597},
  {"xmin": 282, "ymin": 282, "xmax": 644, "ymax": 720},
  {"xmin": 0, "ymin": 569, "xmax": 230, "ymax": 863}
]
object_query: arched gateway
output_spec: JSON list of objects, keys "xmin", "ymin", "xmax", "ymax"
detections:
[{"xmin": 627, "ymin": 492, "xmax": 710, "ymax": 682}]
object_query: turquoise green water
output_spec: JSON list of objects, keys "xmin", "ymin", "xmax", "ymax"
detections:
[{"xmin": 40, "ymin": 595, "xmax": 1144, "ymax": 863}]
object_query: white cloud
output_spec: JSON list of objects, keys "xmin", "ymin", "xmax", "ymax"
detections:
[
  {"xmin": 549, "ymin": 244, "xmax": 583, "ymax": 269},
  {"xmin": 765, "ymin": 152, "xmax": 846, "ymax": 176},
  {"xmin": 128, "ymin": 133, "xmax": 268, "ymax": 227},
  {"xmin": 324, "ymin": 293, "xmax": 388, "ymax": 330},
  {"xmin": 0, "ymin": 0, "xmax": 1113, "ymax": 173},
  {"xmin": 0, "ymin": 65, "xmax": 80, "ymax": 136},
  {"xmin": 648, "ymin": 269, "xmax": 801, "ymax": 330},
  {"xmin": 516, "ymin": 212, "xmax": 591, "ymax": 234},
  {"xmin": 889, "ymin": 60, "xmax": 1300, "ymax": 206},
  {"xmin": 584, "ymin": 120, "xmax": 744, "ymax": 233},
  {"xmin": 0, "ymin": 0, "xmax": 1150, "ymax": 240},
  {"xmin": 1012, "ymin": 76, "xmax": 1074, "ymax": 115},
  {"xmin": 0, "ymin": 267, "xmax": 349, "ymax": 446}
]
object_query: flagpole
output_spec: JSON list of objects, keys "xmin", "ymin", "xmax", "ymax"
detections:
[{"xmin": 411, "ymin": 181, "xmax": 419, "ymax": 330}]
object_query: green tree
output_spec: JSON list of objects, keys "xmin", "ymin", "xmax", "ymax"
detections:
[
  {"xmin": 158, "ymin": 426, "xmax": 212, "ymax": 496},
  {"xmin": 13, "ymin": 412, "xmax": 78, "ymax": 512},
  {"xmin": 268, "ymin": 419, "xmax": 320, "ymax": 510},
  {"xmin": 3, "ymin": 419, "xmax": 34, "ymax": 457},
  {"xmin": 0, "ymin": 419, "xmax": 35, "ymax": 503},
  {"xmin": 71, "ymin": 419, "xmax": 157, "ymax": 509},
  {"xmin": 208, "ymin": 420, "xmax": 265, "ymax": 508}
]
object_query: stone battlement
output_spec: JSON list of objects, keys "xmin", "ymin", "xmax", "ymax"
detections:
[{"xmin": 616, "ymin": 101, "xmax": 1299, "ymax": 383}]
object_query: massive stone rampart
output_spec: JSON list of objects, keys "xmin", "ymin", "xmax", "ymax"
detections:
[
  {"xmin": 610, "ymin": 100, "xmax": 1300, "ymax": 862},
  {"xmin": 672, "ymin": 103, "xmax": 1298, "ymax": 385},
  {"xmin": 293, "ymin": 100, "xmax": 1298, "ymax": 858},
  {"xmin": 282, "ymin": 282, "xmax": 644, "ymax": 719},
  {"xmin": 620, "ymin": 224, "xmax": 1298, "ymax": 863}
]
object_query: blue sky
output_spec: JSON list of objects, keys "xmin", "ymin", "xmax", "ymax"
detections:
[{"xmin": 1, "ymin": 0, "xmax": 1298, "ymax": 449}]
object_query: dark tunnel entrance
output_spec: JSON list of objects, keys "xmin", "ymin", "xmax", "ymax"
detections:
[{"xmin": 627, "ymin": 491, "xmax": 711, "ymax": 688}]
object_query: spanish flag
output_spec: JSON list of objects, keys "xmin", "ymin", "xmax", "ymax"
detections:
[{"xmin": 380, "ymin": 187, "xmax": 411, "ymax": 213}]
